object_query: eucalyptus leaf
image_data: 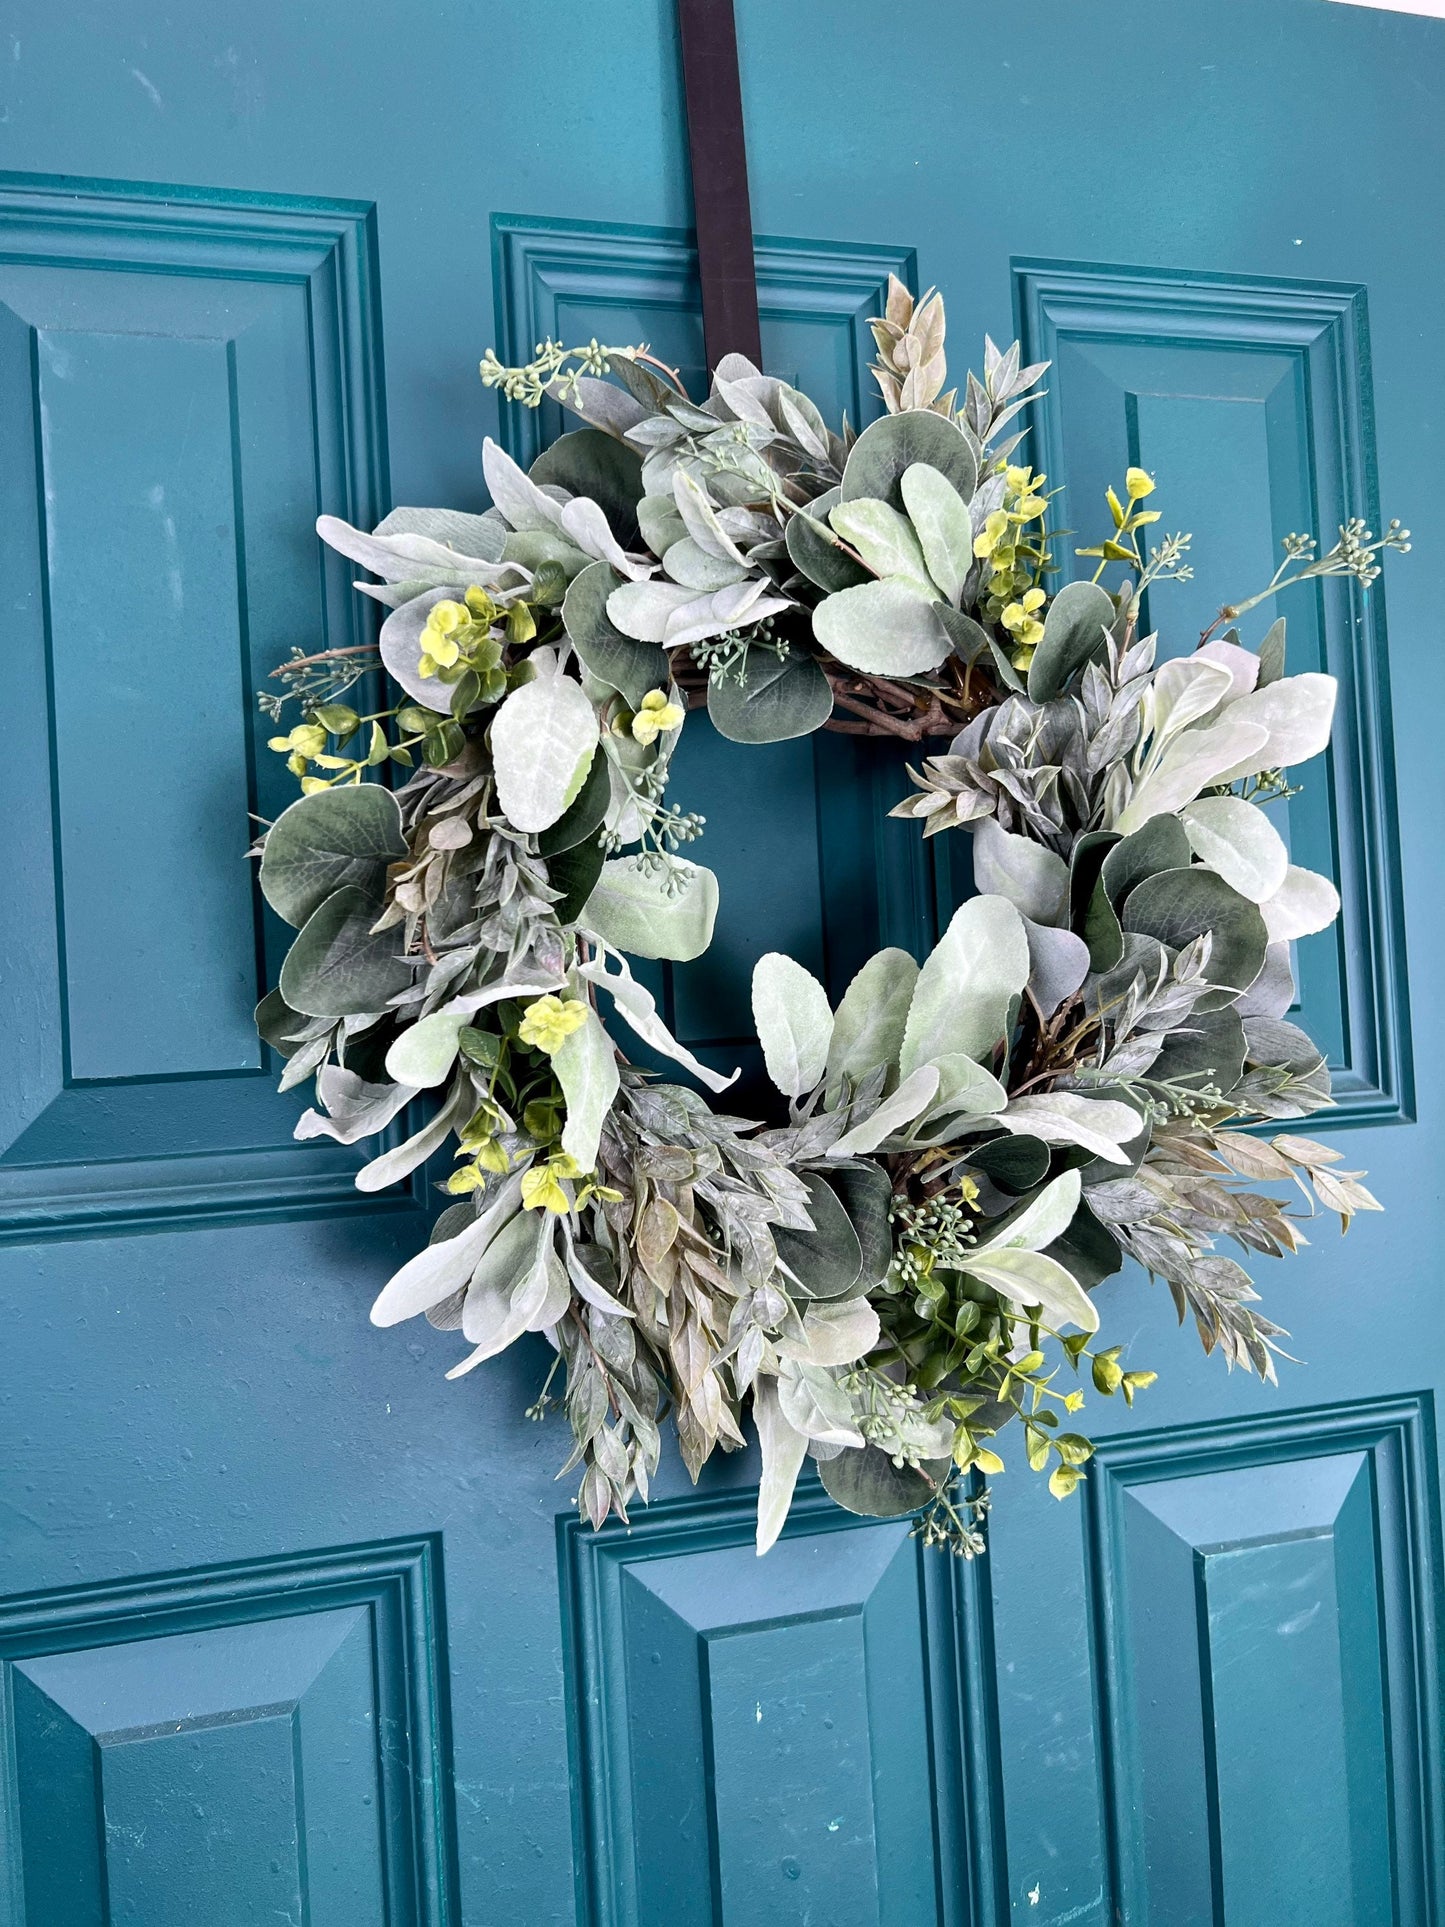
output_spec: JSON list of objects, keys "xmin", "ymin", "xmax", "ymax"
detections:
[
  {"xmin": 818, "ymin": 1445, "xmax": 946, "ymax": 1519},
  {"xmin": 280, "ymin": 884, "xmax": 413, "ymax": 1018},
  {"xmin": 812, "ymin": 578, "xmax": 952, "ymax": 676},
  {"xmin": 773, "ymin": 1173, "xmax": 865, "ymax": 1302},
  {"xmin": 563, "ymin": 561, "xmax": 668, "ymax": 709},
  {"xmin": 1101, "ymin": 815, "xmax": 1192, "ymax": 915},
  {"xmin": 530, "ymin": 428, "xmax": 644, "ymax": 547},
  {"xmin": 1122, "ymin": 867, "xmax": 1269, "ymax": 1010},
  {"xmin": 547, "ymin": 835, "xmax": 607, "ymax": 925},
  {"xmin": 1026, "ymin": 580, "xmax": 1116, "ymax": 703},
  {"xmin": 537, "ymin": 744, "xmax": 611, "ymax": 857},
  {"xmin": 840, "ymin": 410, "xmax": 978, "ymax": 511},
  {"xmin": 707, "ymin": 650, "xmax": 834, "ymax": 743},
  {"xmin": 784, "ymin": 487, "xmax": 869, "ymax": 592}
]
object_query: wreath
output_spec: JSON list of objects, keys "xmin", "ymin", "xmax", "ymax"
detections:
[{"xmin": 253, "ymin": 279, "xmax": 1403, "ymax": 1554}]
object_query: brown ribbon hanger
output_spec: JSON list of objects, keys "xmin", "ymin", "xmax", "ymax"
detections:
[{"xmin": 677, "ymin": 0, "xmax": 762, "ymax": 370}]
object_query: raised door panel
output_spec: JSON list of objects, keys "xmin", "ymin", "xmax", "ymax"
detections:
[
  {"xmin": 1087, "ymin": 1399, "xmax": 1443, "ymax": 1926},
  {"xmin": 0, "ymin": 1538, "xmax": 454, "ymax": 1927},
  {"xmin": 562, "ymin": 1487, "xmax": 1005, "ymax": 1927},
  {"xmin": 1013, "ymin": 261, "xmax": 1411, "ymax": 1125},
  {"xmin": 0, "ymin": 176, "xmax": 401, "ymax": 1239}
]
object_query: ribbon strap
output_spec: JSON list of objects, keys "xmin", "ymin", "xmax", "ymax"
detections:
[{"xmin": 677, "ymin": 0, "xmax": 762, "ymax": 369}]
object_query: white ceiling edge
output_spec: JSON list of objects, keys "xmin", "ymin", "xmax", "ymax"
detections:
[{"xmin": 1327, "ymin": 0, "xmax": 1445, "ymax": 16}]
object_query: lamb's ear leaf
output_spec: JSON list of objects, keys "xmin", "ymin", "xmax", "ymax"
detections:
[
  {"xmin": 819, "ymin": 1444, "xmax": 949, "ymax": 1518},
  {"xmin": 529, "ymin": 428, "xmax": 644, "ymax": 548},
  {"xmin": 1027, "ymin": 580, "xmax": 1117, "ymax": 703},
  {"xmin": 825, "ymin": 947, "xmax": 919, "ymax": 1088},
  {"xmin": 752, "ymin": 952, "xmax": 834, "ymax": 1099},
  {"xmin": 707, "ymin": 649, "xmax": 834, "ymax": 742},
  {"xmin": 581, "ymin": 857, "xmax": 719, "ymax": 962}
]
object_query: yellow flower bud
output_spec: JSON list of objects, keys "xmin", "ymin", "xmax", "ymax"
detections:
[
  {"xmin": 630, "ymin": 687, "xmax": 684, "ymax": 745},
  {"xmin": 446, "ymin": 1164, "xmax": 484, "ymax": 1194},
  {"xmin": 517, "ymin": 993, "xmax": 590, "ymax": 1055},
  {"xmin": 1125, "ymin": 467, "xmax": 1156, "ymax": 500},
  {"xmin": 973, "ymin": 509, "xmax": 1011, "ymax": 560},
  {"xmin": 521, "ymin": 1162, "xmax": 575, "ymax": 1214},
  {"xmin": 464, "ymin": 586, "xmax": 496, "ymax": 621},
  {"xmin": 299, "ymin": 775, "xmax": 330, "ymax": 795},
  {"xmin": 428, "ymin": 599, "xmax": 469, "ymax": 632}
]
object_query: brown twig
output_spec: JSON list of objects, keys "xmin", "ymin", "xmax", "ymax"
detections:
[{"xmin": 269, "ymin": 642, "xmax": 381, "ymax": 679}]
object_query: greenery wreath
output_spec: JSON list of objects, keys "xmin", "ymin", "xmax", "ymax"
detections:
[{"xmin": 253, "ymin": 279, "xmax": 1404, "ymax": 1555}]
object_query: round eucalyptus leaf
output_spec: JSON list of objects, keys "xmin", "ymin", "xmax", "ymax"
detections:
[
  {"xmin": 840, "ymin": 411, "xmax": 978, "ymax": 512},
  {"xmin": 812, "ymin": 578, "xmax": 952, "ymax": 677},
  {"xmin": 1122, "ymin": 867, "xmax": 1269, "ymax": 1012},
  {"xmin": 1101, "ymin": 815, "xmax": 1192, "ymax": 915},
  {"xmin": 546, "ymin": 834, "xmax": 607, "ymax": 925},
  {"xmin": 562, "ymin": 561, "xmax": 668, "ymax": 709},
  {"xmin": 537, "ymin": 744, "xmax": 611, "ymax": 856},
  {"xmin": 1067, "ymin": 827, "xmax": 1119, "ymax": 935},
  {"xmin": 707, "ymin": 649, "xmax": 833, "ymax": 742},
  {"xmin": 1043, "ymin": 1199, "xmax": 1123, "ymax": 1291},
  {"xmin": 1151, "ymin": 1005, "xmax": 1248, "ymax": 1095},
  {"xmin": 1026, "ymin": 580, "xmax": 1117, "ymax": 703},
  {"xmin": 529, "ymin": 428, "xmax": 644, "ymax": 548},
  {"xmin": 280, "ymin": 884, "xmax": 414, "ymax": 1018},
  {"xmin": 773, "ymin": 1171, "xmax": 864, "ymax": 1301},
  {"xmin": 379, "ymin": 587, "xmax": 467, "ymax": 710},
  {"xmin": 784, "ymin": 487, "xmax": 869, "ymax": 592},
  {"xmin": 818, "ymin": 1445, "xmax": 950, "ymax": 1518},
  {"xmin": 966, "ymin": 1132, "xmax": 1051, "ymax": 1194},
  {"xmin": 255, "ymin": 985, "xmax": 307, "ymax": 1058},
  {"xmin": 259, "ymin": 784, "xmax": 408, "ymax": 929},
  {"xmin": 822, "ymin": 1160, "xmax": 895, "ymax": 1290}
]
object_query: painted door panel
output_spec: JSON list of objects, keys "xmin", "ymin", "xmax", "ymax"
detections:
[{"xmin": 1, "ymin": 2, "xmax": 1441, "ymax": 1923}]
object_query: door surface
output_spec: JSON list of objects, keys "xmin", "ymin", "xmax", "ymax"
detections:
[{"xmin": 1, "ymin": 2, "xmax": 1442, "ymax": 1923}]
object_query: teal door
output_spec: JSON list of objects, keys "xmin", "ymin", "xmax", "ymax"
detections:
[{"xmin": 1, "ymin": 2, "xmax": 1441, "ymax": 1922}]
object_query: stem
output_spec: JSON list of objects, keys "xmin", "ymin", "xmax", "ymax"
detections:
[{"xmin": 269, "ymin": 641, "xmax": 381, "ymax": 678}]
